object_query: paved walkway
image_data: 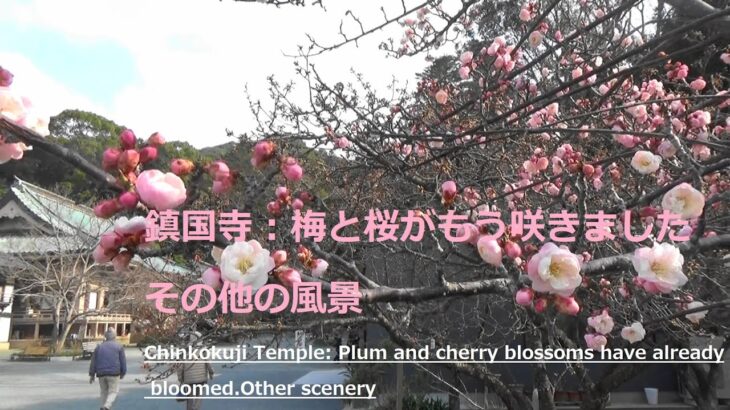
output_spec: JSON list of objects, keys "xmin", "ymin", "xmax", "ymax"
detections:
[{"xmin": 0, "ymin": 348, "xmax": 348, "ymax": 410}]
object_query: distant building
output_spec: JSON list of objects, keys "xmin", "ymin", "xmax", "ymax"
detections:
[{"xmin": 0, "ymin": 177, "xmax": 133, "ymax": 350}]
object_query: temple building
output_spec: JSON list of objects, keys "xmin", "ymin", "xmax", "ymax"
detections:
[{"xmin": 0, "ymin": 177, "xmax": 133, "ymax": 350}]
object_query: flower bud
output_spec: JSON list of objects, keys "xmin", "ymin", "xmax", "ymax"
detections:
[
  {"xmin": 139, "ymin": 146, "xmax": 158, "ymax": 164},
  {"xmin": 112, "ymin": 250, "xmax": 134, "ymax": 272},
  {"xmin": 102, "ymin": 148, "xmax": 122, "ymax": 171},
  {"xmin": 117, "ymin": 149, "xmax": 140, "ymax": 173},
  {"xmin": 119, "ymin": 129, "xmax": 136, "ymax": 149},
  {"xmin": 171, "ymin": 159, "xmax": 195, "ymax": 176},
  {"xmin": 275, "ymin": 267, "xmax": 302, "ymax": 287},
  {"xmin": 118, "ymin": 191, "xmax": 139, "ymax": 209},
  {"xmin": 147, "ymin": 132, "xmax": 165, "ymax": 147},
  {"xmin": 515, "ymin": 288, "xmax": 534, "ymax": 306},
  {"xmin": 272, "ymin": 250, "xmax": 288, "ymax": 267},
  {"xmin": 94, "ymin": 199, "xmax": 120, "ymax": 219}
]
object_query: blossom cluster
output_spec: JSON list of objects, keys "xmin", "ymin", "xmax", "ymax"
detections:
[{"xmin": 0, "ymin": 65, "xmax": 49, "ymax": 164}]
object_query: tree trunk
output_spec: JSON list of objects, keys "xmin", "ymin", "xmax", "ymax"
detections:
[
  {"xmin": 448, "ymin": 368, "xmax": 460, "ymax": 410},
  {"xmin": 51, "ymin": 304, "xmax": 62, "ymax": 353},
  {"xmin": 535, "ymin": 368, "xmax": 555, "ymax": 410},
  {"xmin": 682, "ymin": 363, "xmax": 718, "ymax": 410},
  {"xmin": 55, "ymin": 316, "xmax": 75, "ymax": 352},
  {"xmin": 578, "ymin": 392, "xmax": 610, "ymax": 410}
]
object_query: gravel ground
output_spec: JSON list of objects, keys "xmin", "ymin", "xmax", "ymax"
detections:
[{"xmin": 0, "ymin": 348, "xmax": 349, "ymax": 410}]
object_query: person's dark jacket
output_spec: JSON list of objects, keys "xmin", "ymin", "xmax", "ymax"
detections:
[{"xmin": 89, "ymin": 340, "xmax": 127, "ymax": 377}]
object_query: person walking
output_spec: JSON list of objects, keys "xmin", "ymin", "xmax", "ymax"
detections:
[
  {"xmin": 89, "ymin": 328, "xmax": 127, "ymax": 410},
  {"xmin": 177, "ymin": 332, "xmax": 214, "ymax": 410}
]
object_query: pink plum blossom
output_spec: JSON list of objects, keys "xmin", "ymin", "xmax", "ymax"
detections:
[
  {"xmin": 456, "ymin": 223, "xmax": 479, "ymax": 245},
  {"xmin": 0, "ymin": 141, "xmax": 31, "ymax": 164},
  {"xmin": 527, "ymin": 242, "xmax": 582, "ymax": 296},
  {"xmin": 458, "ymin": 66, "xmax": 471, "ymax": 80},
  {"xmin": 519, "ymin": 6, "xmax": 533, "ymax": 22},
  {"xmin": 721, "ymin": 53, "xmax": 730, "ymax": 65},
  {"xmin": 311, "ymin": 259, "xmax": 329, "ymax": 277},
  {"xmin": 202, "ymin": 267, "xmax": 222, "ymax": 290},
  {"xmin": 100, "ymin": 232, "xmax": 123, "ymax": 251},
  {"xmin": 335, "ymin": 137, "xmax": 351, "ymax": 149},
  {"xmin": 112, "ymin": 251, "xmax": 133, "ymax": 273},
  {"xmin": 135, "ymin": 169, "xmax": 187, "ymax": 210},
  {"xmin": 585, "ymin": 333, "xmax": 608, "ymax": 350},
  {"xmin": 251, "ymin": 140, "xmax": 276, "ymax": 168},
  {"xmin": 459, "ymin": 51, "xmax": 473, "ymax": 66},
  {"xmin": 690, "ymin": 77, "xmax": 706, "ymax": 91},
  {"xmin": 0, "ymin": 66, "xmax": 13, "ymax": 87},
  {"xmin": 477, "ymin": 236, "xmax": 502, "ymax": 267},
  {"xmin": 93, "ymin": 245, "xmax": 117, "ymax": 264},
  {"xmin": 657, "ymin": 139, "xmax": 677, "ymax": 159},
  {"xmin": 587, "ymin": 309, "xmax": 615, "ymax": 335},
  {"xmin": 275, "ymin": 267, "xmax": 302, "ymax": 287},
  {"xmin": 555, "ymin": 295, "xmax": 580, "ymax": 316},
  {"xmin": 528, "ymin": 31, "xmax": 543, "ymax": 48},
  {"xmin": 435, "ymin": 90, "xmax": 449, "ymax": 105}
]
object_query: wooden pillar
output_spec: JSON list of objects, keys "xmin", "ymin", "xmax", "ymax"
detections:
[
  {"xmin": 33, "ymin": 322, "xmax": 40, "ymax": 340},
  {"xmin": 97, "ymin": 289, "xmax": 105, "ymax": 310}
]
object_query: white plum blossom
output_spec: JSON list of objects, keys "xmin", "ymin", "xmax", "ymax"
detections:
[
  {"xmin": 620, "ymin": 322, "xmax": 646, "ymax": 344},
  {"xmin": 211, "ymin": 246, "xmax": 223, "ymax": 264},
  {"xmin": 219, "ymin": 240, "xmax": 275, "ymax": 290},
  {"xmin": 685, "ymin": 301, "xmax": 707, "ymax": 324},
  {"xmin": 113, "ymin": 216, "xmax": 147, "ymax": 236},
  {"xmin": 661, "ymin": 183, "xmax": 705, "ymax": 220},
  {"xmin": 630, "ymin": 150, "xmax": 662, "ymax": 174},
  {"xmin": 632, "ymin": 243, "xmax": 687, "ymax": 294}
]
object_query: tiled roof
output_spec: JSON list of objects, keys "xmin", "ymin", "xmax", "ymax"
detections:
[
  {"xmin": 0, "ymin": 178, "xmax": 192, "ymax": 274},
  {"xmin": 10, "ymin": 177, "xmax": 112, "ymax": 238},
  {"xmin": 0, "ymin": 177, "xmax": 112, "ymax": 254}
]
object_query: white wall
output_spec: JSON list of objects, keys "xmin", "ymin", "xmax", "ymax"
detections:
[{"xmin": 0, "ymin": 284, "xmax": 14, "ymax": 343}]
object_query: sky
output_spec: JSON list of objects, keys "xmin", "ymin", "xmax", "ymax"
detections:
[{"xmin": 0, "ymin": 0, "xmax": 434, "ymax": 148}]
